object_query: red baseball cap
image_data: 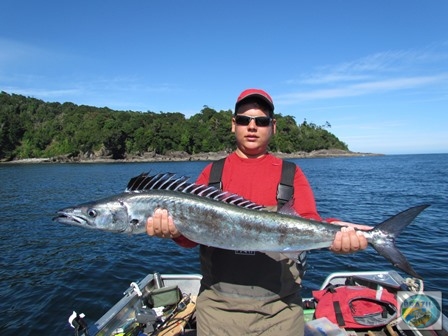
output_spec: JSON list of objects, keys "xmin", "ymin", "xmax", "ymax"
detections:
[{"xmin": 234, "ymin": 88, "xmax": 274, "ymax": 116}]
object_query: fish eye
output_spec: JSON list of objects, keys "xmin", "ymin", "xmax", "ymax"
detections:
[{"xmin": 87, "ymin": 209, "xmax": 97, "ymax": 218}]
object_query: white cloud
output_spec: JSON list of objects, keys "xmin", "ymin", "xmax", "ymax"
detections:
[
  {"xmin": 298, "ymin": 44, "xmax": 448, "ymax": 85},
  {"xmin": 0, "ymin": 38, "xmax": 51, "ymax": 66},
  {"xmin": 279, "ymin": 43, "xmax": 448, "ymax": 106},
  {"xmin": 277, "ymin": 74, "xmax": 448, "ymax": 104}
]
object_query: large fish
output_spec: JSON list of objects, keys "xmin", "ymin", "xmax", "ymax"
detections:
[{"xmin": 54, "ymin": 172, "xmax": 429, "ymax": 278}]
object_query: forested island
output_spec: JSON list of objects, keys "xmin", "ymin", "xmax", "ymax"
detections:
[{"xmin": 0, "ymin": 91, "xmax": 376, "ymax": 163}]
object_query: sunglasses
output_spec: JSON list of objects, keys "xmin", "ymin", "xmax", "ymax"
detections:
[{"xmin": 234, "ymin": 115, "xmax": 272, "ymax": 127}]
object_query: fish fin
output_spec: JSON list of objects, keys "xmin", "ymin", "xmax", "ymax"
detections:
[
  {"xmin": 282, "ymin": 251, "xmax": 308, "ymax": 278},
  {"xmin": 277, "ymin": 199, "xmax": 300, "ymax": 216},
  {"xmin": 125, "ymin": 172, "xmax": 264, "ymax": 210},
  {"xmin": 371, "ymin": 204, "xmax": 430, "ymax": 279},
  {"xmin": 372, "ymin": 243, "xmax": 422, "ymax": 279},
  {"xmin": 281, "ymin": 251, "xmax": 307, "ymax": 264},
  {"xmin": 263, "ymin": 251, "xmax": 306, "ymax": 266}
]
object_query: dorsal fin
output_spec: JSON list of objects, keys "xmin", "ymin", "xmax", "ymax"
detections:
[{"xmin": 125, "ymin": 172, "xmax": 264, "ymax": 210}]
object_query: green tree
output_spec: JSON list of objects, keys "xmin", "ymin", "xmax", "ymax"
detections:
[{"xmin": 0, "ymin": 91, "xmax": 350, "ymax": 161}]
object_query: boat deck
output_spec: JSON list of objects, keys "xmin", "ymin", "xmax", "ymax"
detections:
[{"xmin": 72, "ymin": 271, "xmax": 447, "ymax": 336}]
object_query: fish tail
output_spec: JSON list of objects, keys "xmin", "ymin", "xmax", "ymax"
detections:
[{"xmin": 370, "ymin": 204, "xmax": 430, "ymax": 279}]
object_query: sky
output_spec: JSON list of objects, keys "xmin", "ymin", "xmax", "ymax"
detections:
[{"xmin": 1, "ymin": 1, "xmax": 447, "ymax": 155}]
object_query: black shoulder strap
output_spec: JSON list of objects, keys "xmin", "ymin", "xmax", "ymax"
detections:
[
  {"xmin": 209, "ymin": 158, "xmax": 295, "ymax": 209},
  {"xmin": 208, "ymin": 158, "xmax": 226, "ymax": 189},
  {"xmin": 277, "ymin": 160, "xmax": 295, "ymax": 209}
]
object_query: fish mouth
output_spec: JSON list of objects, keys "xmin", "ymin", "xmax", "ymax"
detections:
[
  {"xmin": 53, "ymin": 211, "xmax": 94, "ymax": 227},
  {"xmin": 53, "ymin": 211, "xmax": 128, "ymax": 233}
]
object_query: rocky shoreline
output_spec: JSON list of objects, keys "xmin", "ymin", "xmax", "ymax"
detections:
[{"xmin": 2, "ymin": 149, "xmax": 382, "ymax": 164}]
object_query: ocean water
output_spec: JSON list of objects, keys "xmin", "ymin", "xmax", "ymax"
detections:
[{"xmin": 0, "ymin": 154, "xmax": 447, "ymax": 335}]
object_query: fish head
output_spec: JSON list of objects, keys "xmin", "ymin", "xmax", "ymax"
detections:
[{"xmin": 54, "ymin": 197, "xmax": 132, "ymax": 233}]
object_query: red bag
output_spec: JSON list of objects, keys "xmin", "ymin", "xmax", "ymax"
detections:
[{"xmin": 312, "ymin": 286, "xmax": 397, "ymax": 329}]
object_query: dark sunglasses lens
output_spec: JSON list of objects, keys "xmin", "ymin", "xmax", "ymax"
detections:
[
  {"xmin": 235, "ymin": 116, "xmax": 271, "ymax": 127},
  {"xmin": 255, "ymin": 117, "xmax": 271, "ymax": 126},
  {"xmin": 235, "ymin": 116, "xmax": 250, "ymax": 125}
]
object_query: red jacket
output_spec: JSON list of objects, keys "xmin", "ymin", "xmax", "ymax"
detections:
[{"xmin": 174, "ymin": 152, "xmax": 330, "ymax": 248}]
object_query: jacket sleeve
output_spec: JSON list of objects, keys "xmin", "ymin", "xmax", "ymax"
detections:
[{"xmin": 172, "ymin": 235, "xmax": 199, "ymax": 248}]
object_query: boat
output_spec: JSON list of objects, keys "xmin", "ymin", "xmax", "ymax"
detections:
[{"xmin": 68, "ymin": 270, "xmax": 447, "ymax": 336}]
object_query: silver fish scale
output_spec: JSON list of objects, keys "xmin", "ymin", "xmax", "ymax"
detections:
[{"xmin": 123, "ymin": 189, "xmax": 338, "ymax": 251}]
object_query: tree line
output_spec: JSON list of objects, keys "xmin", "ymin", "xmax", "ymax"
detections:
[{"xmin": 0, "ymin": 91, "xmax": 348, "ymax": 161}]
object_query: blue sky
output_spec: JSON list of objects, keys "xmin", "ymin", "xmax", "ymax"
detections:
[{"xmin": 1, "ymin": 1, "xmax": 447, "ymax": 155}]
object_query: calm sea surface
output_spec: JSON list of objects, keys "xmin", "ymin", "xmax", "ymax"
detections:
[{"xmin": 1, "ymin": 154, "xmax": 447, "ymax": 335}]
